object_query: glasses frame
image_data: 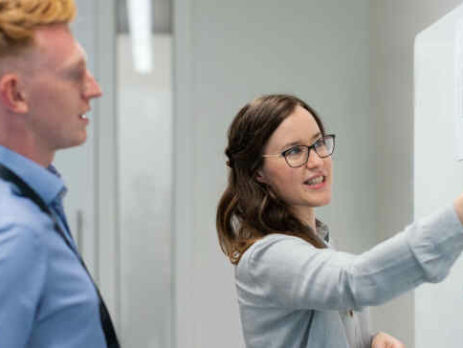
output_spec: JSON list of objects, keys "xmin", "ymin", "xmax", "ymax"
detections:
[{"xmin": 262, "ymin": 134, "xmax": 336, "ymax": 168}]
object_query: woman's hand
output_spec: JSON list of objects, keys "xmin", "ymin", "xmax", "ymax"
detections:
[
  {"xmin": 454, "ymin": 194, "xmax": 463, "ymax": 225},
  {"xmin": 371, "ymin": 332, "xmax": 405, "ymax": 348}
]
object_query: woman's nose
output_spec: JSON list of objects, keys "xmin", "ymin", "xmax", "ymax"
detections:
[{"xmin": 305, "ymin": 149, "xmax": 324, "ymax": 168}]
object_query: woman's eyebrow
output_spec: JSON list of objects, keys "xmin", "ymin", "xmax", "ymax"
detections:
[
  {"xmin": 281, "ymin": 132, "xmax": 322, "ymax": 149},
  {"xmin": 310, "ymin": 132, "xmax": 322, "ymax": 141},
  {"xmin": 281, "ymin": 141, "xmax": 301, "ymax": 149}
]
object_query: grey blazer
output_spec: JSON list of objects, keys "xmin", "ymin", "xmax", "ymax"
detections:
[{"xmin": 235, "ymin": 205, "xmax": 463, "ymax": 347}]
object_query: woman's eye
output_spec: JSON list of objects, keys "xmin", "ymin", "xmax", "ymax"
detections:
[
  {"xmin": 286, "ymin": 146, "xmax": 303, "ymax": 156},
  {"xmin": 314, "ymin": 138, "xmax": 325, "ymax": 148}
]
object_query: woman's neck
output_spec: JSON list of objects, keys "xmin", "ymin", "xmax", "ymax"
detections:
[{"xmin": 292, "ymin": 206, "xmax": 316, "ymax": 231}]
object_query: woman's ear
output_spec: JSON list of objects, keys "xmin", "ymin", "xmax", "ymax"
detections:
[{"xmin": 255, "ymin": 170, "xmax": 267, "ymax": 184}]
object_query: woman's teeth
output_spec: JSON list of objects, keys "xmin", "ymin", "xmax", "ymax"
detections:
[
  {"xmin": 306, "ymin": 176, "xmax": 324, "ymax": 185},
  {"xmin": 79, "ymin": 114, "xmax": 88, "ymax": 120}
]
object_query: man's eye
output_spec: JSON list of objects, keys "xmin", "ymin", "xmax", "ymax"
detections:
[
  {"xmin": 72, "ymin": 70, "xmax": 85, "ymax": 80},
  {"xmin": 66, "ymin": 67, "xmax": 85, "ymax": 81}
]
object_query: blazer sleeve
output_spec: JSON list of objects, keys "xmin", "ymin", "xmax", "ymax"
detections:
[{"xmin": 239, "ymin": 205, "xmax": 463, "ymax": 311}]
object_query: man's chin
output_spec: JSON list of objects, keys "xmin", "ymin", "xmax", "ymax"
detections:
[{"xmin": 55, "ymin": 135, "xmax": 88, "ymax": 151}]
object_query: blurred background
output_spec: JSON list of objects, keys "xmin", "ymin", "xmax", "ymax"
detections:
[{"xmin": 55, "ymin": 0, "xmax": 463, "ymax": 347}]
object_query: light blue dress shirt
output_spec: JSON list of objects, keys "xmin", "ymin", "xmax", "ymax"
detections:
[
  {"xmin": 235, "ymin": 206, "xmax": 463, "ymax": 347},
  {"xmin": 0, "ymin": 145, "xmax": 107, "ymax": 347}
]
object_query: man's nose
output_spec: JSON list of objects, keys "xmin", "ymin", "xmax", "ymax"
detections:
[{"xmin": 83, "ymin": 70, "xmax": 102, "ymax": 99}]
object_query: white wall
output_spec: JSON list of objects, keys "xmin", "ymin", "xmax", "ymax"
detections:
[
  {"xmin": 174, "ymin": 1, "xmax": 374, "ymax": 347},
  {"xmin": 370, "ymin": 1, "xmax": 462, "ymax": 346}
]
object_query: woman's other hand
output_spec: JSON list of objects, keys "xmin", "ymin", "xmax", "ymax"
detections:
[{"xmin": 371, "ymin": 332, "xmax": 405, "ymax": 348}]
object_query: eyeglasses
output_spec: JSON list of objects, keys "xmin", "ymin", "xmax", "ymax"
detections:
[{"xmin": 262, "ymin": 134, "xmax": 335, "ymax": 168}]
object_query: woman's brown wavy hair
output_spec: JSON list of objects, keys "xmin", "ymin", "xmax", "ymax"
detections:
[{"xmin": 217, "ymin": 94, "xmax": 327, "ymax": 264}]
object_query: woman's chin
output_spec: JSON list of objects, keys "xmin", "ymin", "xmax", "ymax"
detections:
[{"xmin": 306, "ymin": 194, "xmax": 332, "ymax": 207}]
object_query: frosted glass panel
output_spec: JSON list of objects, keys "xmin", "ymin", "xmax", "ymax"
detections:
[{"xmin": 117, "ymin": 34, "xmax": 173, "ymax": 348}]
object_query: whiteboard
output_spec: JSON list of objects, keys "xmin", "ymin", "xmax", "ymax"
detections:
[{"xmin": 414, "ymin": 4, "xmax": 463, "ymax": 347}]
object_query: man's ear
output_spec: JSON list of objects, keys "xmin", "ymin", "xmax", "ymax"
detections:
[{"xmin": 0, "ymin": 74, "xmax": 28, "ymax": 114}]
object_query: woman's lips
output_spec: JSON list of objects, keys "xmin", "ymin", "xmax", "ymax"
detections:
[{"xmin": 304, "ymin": 176, "xmax": 327, "ymax": 189}]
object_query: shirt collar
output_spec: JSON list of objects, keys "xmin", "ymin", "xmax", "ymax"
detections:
[
  {"xmin": 316, "ymin": 219, "xmax": 330, "ymax": 243},
  {"xmin": 0, "ymin": 145, "xmax": 66, "ymax": 205}
]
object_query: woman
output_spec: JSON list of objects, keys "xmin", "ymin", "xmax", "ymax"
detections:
[{"xmin": 216, "ymin": 94, "xmax": 463, "ymax": 347}]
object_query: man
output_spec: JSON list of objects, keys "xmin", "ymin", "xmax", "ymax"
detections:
[{"xmin": 0, "ymin": 0, "xmax": 119, "ymax": 346}]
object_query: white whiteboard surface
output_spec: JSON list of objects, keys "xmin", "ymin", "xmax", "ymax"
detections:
[{"xmin": 414, "ymin": 3, "xmax": 463, "ymax": 347}]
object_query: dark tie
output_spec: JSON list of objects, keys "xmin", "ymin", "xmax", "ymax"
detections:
[
  {"xmin": 50, "ymin": 190, "xmax": 75, "ymax": 246},
  {"xmin": 51, "ymin": 191, "xmax": 120, "ymax": 348}
]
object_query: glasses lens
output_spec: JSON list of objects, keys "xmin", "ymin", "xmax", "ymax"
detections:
[
  {"xmin": 314, "ymin": 136, "xmax": 334, "ymax": 158},
  {"xmin": 285, "ymin": 146, "xmax": 308, "ymax": 167},
  {"xmin": 284, "ymin": 135, "xmax": 335, "ymax": 168}
]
